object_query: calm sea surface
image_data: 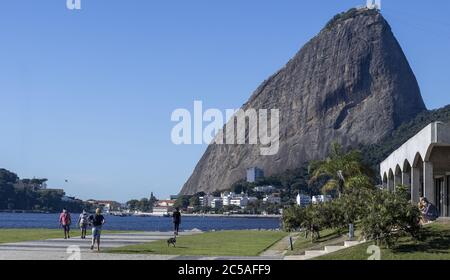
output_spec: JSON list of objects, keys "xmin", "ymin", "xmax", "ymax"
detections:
[{"xmin": 0, "ymin": 213, "xmax": 281, "ymax": 231}]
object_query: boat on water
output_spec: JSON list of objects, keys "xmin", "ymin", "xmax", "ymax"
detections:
[
  {"xmin": 132, "ymin": 212, "xmax": 172, "ymax": 217},
  {"xmin": 109, "ymin": 211, "xmax": 132, "ymax": 217}
]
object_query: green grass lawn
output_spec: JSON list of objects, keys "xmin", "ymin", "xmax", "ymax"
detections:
[
  {"xmin": 0, "ymin": 229, "xmax": 80, "ymax": 243},
  {"xmin": 285, "ymin": 228, "xmax": 362, "ymax": 256},
  {"xmin": 286, "ymin": 229, "xmax": 343, "ymax": 255},
  {"xmin": 316, "ymin": 221, "xmax": 450, "ymax": 260},
  {"xmin": 106, "ymin": 230, "xmax": 287, "ymax": 256},
  {"xmin": 0, "ymin": 229, "xmax": 134, "ymax": 244}
]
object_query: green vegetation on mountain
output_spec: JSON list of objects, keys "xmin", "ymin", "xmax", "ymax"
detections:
[
  {"xmin": 324, "ymin": 8, "xmax": 379, "ymax": 31},
  {"xmin": 360, "ymin": 105, "xmax": 450, "ymax": 175}
]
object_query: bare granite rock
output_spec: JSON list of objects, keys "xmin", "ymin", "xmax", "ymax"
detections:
[{"xmin": 180, "ymin": 9, "xmax": 426, "ymax": 195}]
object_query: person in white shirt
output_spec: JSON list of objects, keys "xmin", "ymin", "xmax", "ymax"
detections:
[{"xmin": 77, "ymin": 210, "xmax": 89, "ymax": 239}]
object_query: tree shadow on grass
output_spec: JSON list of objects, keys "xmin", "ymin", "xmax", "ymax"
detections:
[{"xmin": 391, "ymin": 226, "xmax": 450, "ymax": 255}]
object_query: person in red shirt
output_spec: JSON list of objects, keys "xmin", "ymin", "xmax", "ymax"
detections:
[{"xmin": 59, "ymin": 208, "xmax": 72, "ymax": 239}]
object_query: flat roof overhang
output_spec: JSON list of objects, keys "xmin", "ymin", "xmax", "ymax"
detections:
[{"xmin": 380, "ymin": 122, "xmax": 450, "ymax": 178}]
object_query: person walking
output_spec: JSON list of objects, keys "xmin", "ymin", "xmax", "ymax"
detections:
[
  {"xmin": 59, "ymin": 208, "xmax": 72, "ymax": 239},
  {"xmin": 172, "ymin": 207, "xmax": 181, "ymax": 236},
  {"xmin": 89, "ymin": 208, "xmax": 105, "ymax": 251},
  {"xmin": 77, "ymin": 210, "xmax": 89, "ymax": 239}
]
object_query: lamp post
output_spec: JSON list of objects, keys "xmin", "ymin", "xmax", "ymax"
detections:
[{"xmin": 337, "ymin": 170, "xmax": 354, "ymax": 239}]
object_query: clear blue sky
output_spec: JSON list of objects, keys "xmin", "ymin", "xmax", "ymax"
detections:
[{"xmin": 0, "ymin": 0, "xmax": 449, "ymax": 202}]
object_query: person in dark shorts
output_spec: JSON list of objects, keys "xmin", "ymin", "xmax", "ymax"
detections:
[
  {"xmin": 172, "ymin": 207, "xmax": 181, "ymax": 235},
  {"xmin": 89, "ymin": 208, "xmax": 105, "ymax": 251},
  {"xmin": 59, "ymin": 208, "xmax": 72, "ymax": 239}
]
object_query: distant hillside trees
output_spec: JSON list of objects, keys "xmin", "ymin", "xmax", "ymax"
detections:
[
  {"xmin": 126, "ymin": 193, "xmax": 158, "ymax": 212},
  {"xmin": 0, "ymin": 168, "xmax": 89, "ymax": 213},
  {"xmin": 227, "ymin": 166, "xmax": 323, "ymax": 206}
]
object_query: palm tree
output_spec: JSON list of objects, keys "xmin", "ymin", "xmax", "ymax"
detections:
[{"xmin": 309, "ymin": 142, "xmax": 373, "ymax": 197}]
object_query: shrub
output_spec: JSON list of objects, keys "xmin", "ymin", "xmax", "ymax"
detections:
[
  {"xmin": 359, "ymin": 186, "xmax": 421, "ymax": 248},
  {"xmin": 324, "ymin": 8, "xmax": 358, "ymax": 31},
  {"xmin": 282, "ymin": 186, "xmax": 421, "ymax": 247},
  {"xmin": 282, "ymin": 206, "xmax": 304, "ymax": 232}
]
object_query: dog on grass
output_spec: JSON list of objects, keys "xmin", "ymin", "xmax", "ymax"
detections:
[{"xmin": 167, "ymin": 236, "xmax": 177, "ymax": 247}]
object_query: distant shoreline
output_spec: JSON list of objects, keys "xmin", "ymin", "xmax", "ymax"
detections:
[
  {"xmin": 0, "ymin": 210, "xmax": 53, "ymax": 214},
  {"xmin": 0, "ymin": 210, "xmax": 282, "ymax": 219},
  {"xmin": 181, "ymin": 214, "xmax": 281, "ymax": 219}
]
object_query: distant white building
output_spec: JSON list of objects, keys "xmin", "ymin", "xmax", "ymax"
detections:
[
  {"xmin": 222, "ymin": 196, "xmax": 231, "ymax": 206},
  {"xmin": 87, "ymin": 200, "xmax": 122, "ymax": 214},
  {"xmin": 199, "ymin": 194, "xmax": 214, "ymax": 207},
  {"xmin": 296, "ymin": 194, "xmax": 312, "ymax": 207},
  {"xmin": 152, "ymin": 206, "xmax": 172, "ymax": 216},
  {"xmin": 199, "ymin": 194, "xmax": 224, "ymax": 208},
  {"xmin": 247, "ymin": 167, "xmax": 264, "ymax": 183},
  {"xmin": 263, "ymin": 194, "xmax": 281, "ymax": 204},
  {"xmin": 312, "ymin": 195, "xmax": 332, "ymax": 204},
  {"xmin": 254, "ymin": 185, "xmax": 276, "ymax": 193},
  {"xmin": 230, "ymin": 196, "xmax": 249, "ymax": 208},
  {"xmin": 156, "ymin": 200, "xmax": 176, "ymax": 207},
  {"xmin": 221, "ymin": 192, "xmax": 238, "ymax": 206},
  {"xmin": 210, "ymin": 198, "xmax": 223, "ymax": 209}
]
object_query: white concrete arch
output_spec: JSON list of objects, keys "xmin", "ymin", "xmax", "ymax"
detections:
[
  {"xmin": 412, "ymin": 152, "xmax": 424, "ymax": 168},
  {"xmin": 382, "ymin": 172, "xmax": 388, "ymax": 188},
  {"xmin": 402, "ymin": 159, "xmax": 412, "ymax": 188},
  {"xmin": 380, "ymin": 123, "xmax": 444, "ymax": 180},
  {"xmin": 394, "ymin": 165, "xmax": 402, "ymax": 188},
  {"xmin": 387, "ymin": 169, "xmax": 394, "ymax": 191},
  {"xmin": 379, "ymin": 122, "xmax": 450, "ymax": 215},
  {"xmin": 402, "ymin": 159, "xmax": 411, "ymax": 172}
]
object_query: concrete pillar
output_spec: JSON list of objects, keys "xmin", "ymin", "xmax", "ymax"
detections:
[
  {"xmin": 402, "ymin": 171, "xmax": 411, "ymax": 187},
  {"xmin": 411, "ymin": 167, "xmax": 421, "ymax": 204},
  {"xmin": 424, "ymin": 161, "xmax": 435, "ymax": 205},
  {"xmin": 444, "ymin": 176, "xmax": 448, "ymax": 217},
  {"xmin": 387, "ymin": 177, "xmax": 394, "ymax": 192},
  {"xmin": 394, "ymin": 173, "xmax": 402, "ymax": 191}
]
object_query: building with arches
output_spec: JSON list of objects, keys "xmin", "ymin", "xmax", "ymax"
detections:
[{"xmin": 380, "ymin": 122, "xmax": 450, "ymax": 217}]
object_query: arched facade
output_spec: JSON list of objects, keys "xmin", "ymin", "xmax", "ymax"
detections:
[{"xmin": 380, "ymin": 122, "xmax": 450, "ymax": 217}]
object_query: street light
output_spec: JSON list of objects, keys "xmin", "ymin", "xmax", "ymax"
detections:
[{"xmin": 337, "ymin": 170, "xmax": 354, "ymax": 239}]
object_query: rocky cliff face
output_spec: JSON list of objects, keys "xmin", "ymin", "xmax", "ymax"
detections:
[{"xmin": 180, "ymin": 8, "xmax": 426, "ymax": 195}]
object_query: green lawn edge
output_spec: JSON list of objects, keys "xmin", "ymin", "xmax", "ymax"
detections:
[
  {"xmin": 315, "ymin": 221, "xmax": 450, "ymax": 260},
  {"xmin": 106, "ymin": 230, "xmax": 287, "ymax": 257},
  {"xmin": 0, "ymin": 228, "xmax": 141, "ymax": 244}
]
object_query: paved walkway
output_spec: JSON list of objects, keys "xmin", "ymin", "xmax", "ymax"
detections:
[
  {"xmin": 0, "ymin": 232, "xmax": 282, "ymax": 260},
  {"xmin": 0, "ymin": 232, "xmax": 188, "ymax": 260},
  {"xmin": 260, "ymin": 234, "xmax": 299, "ymax": 258}
]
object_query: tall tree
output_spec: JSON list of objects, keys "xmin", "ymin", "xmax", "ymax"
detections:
[{"xmin": 309, "ymin": 142, "xmax": 373, "ymax": 196}]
